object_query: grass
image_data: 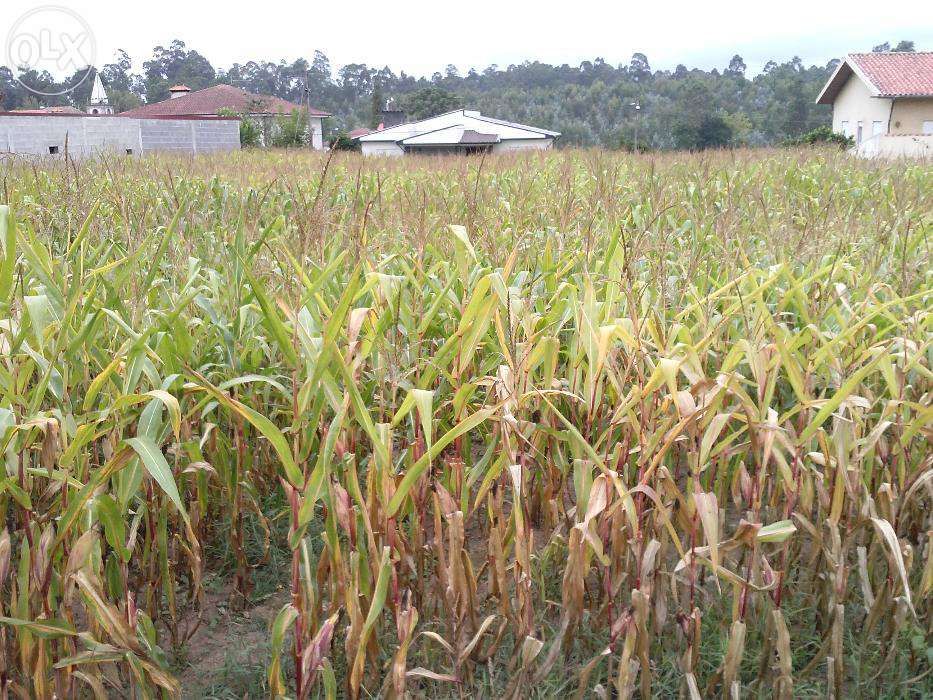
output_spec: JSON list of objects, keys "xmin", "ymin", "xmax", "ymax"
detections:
[{"xmin": 0, "ymin": 146, "xmax": 929, "ymax": 699}]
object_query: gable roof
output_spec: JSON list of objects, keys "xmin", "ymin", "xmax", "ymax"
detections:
[
  {"xmin": 120, "ymin": 84, "xmax": 330, "ymax": 118},
  {"xmin": 358, "ymin": 109, "xmax": 559, "ymax": 144},
  {"xmin": 816, "ymin": 52, "xmax": 933, "ymax": 104}
]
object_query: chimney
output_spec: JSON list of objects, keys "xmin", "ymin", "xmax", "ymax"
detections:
[
  {"xmin": 380, "ymin": 98, "xmax": 406, "ymax": 128},
  {"xmin": 169, "ymin": 84, "xmax": 191, "ymax": 99}
]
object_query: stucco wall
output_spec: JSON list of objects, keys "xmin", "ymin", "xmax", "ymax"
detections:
[
  {"xmin": 855, "ymin": 134, "xmax": 933, "ymax": 158},
  {"xmin": 890, "ymin": 99, "xmax": 933, "ymax": 135},
  {"xmin": 309, "ymin": 117, "xmax": 324, "ymax": 150},
  {"xmin": 491, "ymin": 138, "xmax": 554, "ymax": 153},
  {"xmin": 831, "ymin": 74, "xmax": 892, "ymax": 142},
  {"xmin": 361, "ymin": 141, "xmax": 405, "ymax": 156},
  {"xmin": 0, "ymin": 115, "xmax": 239, "ymax": 156}
]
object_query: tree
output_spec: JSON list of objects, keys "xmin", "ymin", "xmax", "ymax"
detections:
[
  {"xmin": 871, "ymin": 41, "xmax": 913, "ymax": 52},
  {"xmin": 726, "ymin": 55, "xmax": 746, "ymax": 77},
  {"xmin": 629, "ymin": 53, "xmax": 651, "ymax": 82},
  {"xmin": 403, "ymin": 86, "xmax": 462, "ymax": 120},
  {"xmin": 4, "ymin": 37, "xmax": 902, "ymax": 148},
  {"xmin": 370, "ymin": 76, "xmax": 384, "ymax": 129},
  {"xmin": 143, "ymin": 40, "xmax": 215, "ymax": 102},
  {"xmin": 101, "ymin": 50, "xmax": 143, "ymax": 111},
  {"xmin": 696, "ymin": 115, "xmax": 733, "ymax": 148}
]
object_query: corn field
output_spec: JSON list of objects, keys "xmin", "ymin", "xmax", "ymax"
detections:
[{"xmin": 0, "ymin": 148, "xmax": 930, "ymax": 698}]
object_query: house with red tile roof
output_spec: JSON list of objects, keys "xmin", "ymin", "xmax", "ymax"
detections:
[
  {"xmin": 816, "ymin": 52, "xmax": 933, "ymax": 157},
  {"xmin": 121, "ymin": 84, "xmax": 330, "ymax": 149}
]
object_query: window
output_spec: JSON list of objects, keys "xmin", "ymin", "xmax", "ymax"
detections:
[
  {"xmin": 923, "ymin": 121, "xmax": 933, "ymax": 135},
  {"xmin": 125, "ymin": 148, "xmax": 133, "ymax": 155},
  {"xmin": 872, "ymin": 121, "xmax": 884, "ymax": 137},
  {"xmin": 48, "ymin": 145, "xmax": 59, "ymax": 154},
  {"xmin": 840, "ymin": 121, "xmax": 849, "ymax": 137},
  {"xmin": 856, "ymin": 121, "xmax": 863, "ymax": 144}
]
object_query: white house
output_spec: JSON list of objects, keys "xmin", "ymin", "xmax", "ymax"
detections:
[
  {"xmin": 357, "ymin": 109, "xmax": 559, "ymax": 156},
  {"xmin": 816, "ymin": 52, "xmax": 933, "ymax": 158}
]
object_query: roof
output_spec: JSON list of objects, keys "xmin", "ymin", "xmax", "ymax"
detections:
[
  {"xmin": 359, "ymin": 109, "xmax": 559, "ymax": 144},
  {"xmin": 169, "ymin": 84, "xmax": 190, "ymax": 91},
  {"xmin": 458, "ymin": 129, "xmax": 499, "ymax": 144},
  {"xmin": 349, "ymin": 127, "xmax": 372, "ymax": 139},
  {"xmin": 816, "ymin": 52, "xmax": 933, "ymax": 104},
  {"xmin": 400, "ymin": 125, "xmax": 501, "ymax": 146},
  {"xmin": 120, "ymin": 84, "xmax": 330, "ymax": 118},
  {"xmin": 12, "ymin": 105, "xmax": 83, "ymax": 114}
]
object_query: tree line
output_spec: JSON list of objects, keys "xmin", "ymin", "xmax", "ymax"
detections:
[{"xmin": 0, "ymin": 39, "xmax": 918, "ymax": 149}]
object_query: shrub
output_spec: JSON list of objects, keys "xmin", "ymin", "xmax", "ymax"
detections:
[
  {"xmin": 270, "ymin": 109, "xmax": 309, "ymax": 148},
  {"xmin": 217, "ymin": 108, "xmax": 261, "ymax": 148},
  {"xmin": 784, "ymin": 125, "xmax": 853, "ymax": 148},
  {"xmin": 330, "ymin": 133, "xmax": 360, "ymax": 151}
]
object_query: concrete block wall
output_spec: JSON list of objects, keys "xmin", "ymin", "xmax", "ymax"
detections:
[
  {"xmin": 193, "ymin": 120, "xmax": 240, "ymax": 152},
  {"xmin": 139, "ymin": 119, "xmax": 196, "ymax": 152},
  {"xmin": 0, "ymin": 115, "xmax": 239, "ymax": 156}
]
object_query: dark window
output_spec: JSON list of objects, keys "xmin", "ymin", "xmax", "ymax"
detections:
[
  {"xmin": 125, "ymin": 148, "xmax": 133, "ymax": 155},
  {"xmin": 48, "ymin": 145, "xmax": 59, "ymax": 154}
]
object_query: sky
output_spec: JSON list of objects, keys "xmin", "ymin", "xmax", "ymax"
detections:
[{"xmin": 2, "ymin": 0, "xmax": 932, "ymax": 80}]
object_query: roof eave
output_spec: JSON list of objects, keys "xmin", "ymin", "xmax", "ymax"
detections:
[
  {"xmin": 815, "ymin": 60, "xmax": 852, "ymax": 105},
  {"xmin": 876, "ymin": 92, "xmax": 933, "ymax": 99}
]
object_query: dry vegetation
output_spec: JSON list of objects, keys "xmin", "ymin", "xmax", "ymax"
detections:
[{"xmin": 0, "ymin": 147, "xmax": 930, "ymax": 698}]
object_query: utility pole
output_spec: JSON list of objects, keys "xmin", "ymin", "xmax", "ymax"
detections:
[
  {"xmin": 305, "ymin": 70, "xmax": 313, "ymax": 150},
  {"xmin": 630, "ymin": 100, "xmax": 641, "ymax": 152}
]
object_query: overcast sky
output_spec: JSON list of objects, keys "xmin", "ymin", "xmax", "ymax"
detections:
[{"xmin": 3, "ymin": 0, "xmax": 931, "ymax": 79}]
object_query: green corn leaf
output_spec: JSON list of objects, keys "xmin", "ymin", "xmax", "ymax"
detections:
[{"xmin": 126, "ymin": 437, "xmax": 189, "ymax": 525}]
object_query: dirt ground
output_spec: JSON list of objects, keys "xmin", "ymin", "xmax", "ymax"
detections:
[{"xmin": 175, "ymin": 582, "xmax": 289, "ymax": 699}]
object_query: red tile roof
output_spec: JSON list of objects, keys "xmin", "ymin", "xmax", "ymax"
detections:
[
  {"xmin": 120, "ymin": 84, "xmax": 329, "ymax": 118},
  {"xmin": 349, "ymin": 127, "xmax": 372, "ymax": 139},
  {"xmin": 848, "ymin": 52, "xmax": 933, "ymax": 97},
  {"xmin": 818, "ymin": 52, "xmax": 933, "ymax": 103}
]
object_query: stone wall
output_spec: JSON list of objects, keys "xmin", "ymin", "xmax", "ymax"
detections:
[{"xmin": 0, "ymin": 114, "xmax": 239, "ymax": 156}]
